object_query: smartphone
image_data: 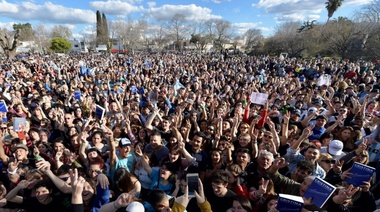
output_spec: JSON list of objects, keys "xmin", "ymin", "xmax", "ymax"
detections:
[{"xmin": 187, "ymin": 173, "xmax": 199, "ymax": 198}]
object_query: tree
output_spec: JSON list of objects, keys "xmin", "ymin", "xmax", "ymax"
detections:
[
  {"xmin": 244, "ymin": 29, "xmax": 264, "ymax": 52},
  {"xmin": 297, "ymin": 20, "xmax": 317, "ymax": 33},
  {"xmin": 0, "ymin": 29, "xmax": 21, "ymax": 59},
  {"xmin": 13, "ymin": 23, "xmax": 34, "ymax": 41},
  {"xmin": 167, "ymin": 14, "xmax": 191, "ymax": 51},
  {"xmin": 33, "ymin": 24, "xmax": 50, "ymax": 53},
  {"xmin": 50, "ymin": 37, "xmax": 72, "ymax": 53},
  {"xmin": 102, "ymin": 13, "xmax": 109, "ymax": 43},
  {"xmin": 190, "ymin": 34, "xmax": 208, "ymax": 52},
  {"xmin": 96, "ymin": 10, "xmax": 102, "ymax": 44},
  {"xmin": 326, "ymin": 0, "xmax": 344, "ymax": 22},
  {"xmin": 214, "ymin": 20, "xmax": 232, "ymax": 51},
  {"xmin": 50, "ymin": 25, "xmax": 72, "ymax": 39}
]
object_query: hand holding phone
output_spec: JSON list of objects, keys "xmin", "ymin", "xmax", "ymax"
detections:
[{"xmin": 187, "ymin": 173, "xmax": 199, "ymax": 198}]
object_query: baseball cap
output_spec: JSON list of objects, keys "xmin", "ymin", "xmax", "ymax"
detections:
[
  {"xmin": 308, "ymin": 107, "xmax": 318, "ymax": 113},
  {"xmin": 328, "ymin": 140, "xmax": 344, "ymax": 156},
  {"xmin": 126, "ymin": 201, "xmax": 144, "ymax": 212},
  {"xmin": 12, "ymin": 144, "xmax": 29, "ymax": 152},
  {"xmin": 119, "ymin": 138, "xmax": 132, "ymax": 147},
  {"xmin": 292, "ymin": 109, "xmax": 302, "ymax": 116}
]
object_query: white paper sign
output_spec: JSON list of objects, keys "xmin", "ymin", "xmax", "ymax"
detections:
[
  {"xmin": 250, "ymin": 92, "xmax": 269, "ymax": 105},
  {"xmin": 317, "ymin": 74, "xmax": 331, "ymax": 86}
]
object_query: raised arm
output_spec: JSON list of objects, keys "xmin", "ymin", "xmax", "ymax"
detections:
[{"xmin": 134, "ymin": 145, "xmax": 152, "ymax": 175}]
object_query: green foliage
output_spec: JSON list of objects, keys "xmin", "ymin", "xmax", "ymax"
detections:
[
  {"xmin": 326, "ymin": 0, "xmax": 344, "ymax": 19},
  {"xmin": 50, "ymin": 37, "xmax": 72, "ymax": 53},
  {"xmin": 13, "ymin": 23, "xmax": 34, "ymax": 41}
]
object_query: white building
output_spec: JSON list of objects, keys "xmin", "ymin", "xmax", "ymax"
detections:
[
  {"xmin": 16, "ymin": 41, "xmax": 37, "ymax": 53},
  {"xmin": 70, "ymin": 39, "xmax": 89, "ymax": 53}
]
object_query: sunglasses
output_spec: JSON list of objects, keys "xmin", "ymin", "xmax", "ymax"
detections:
[
  {"xmin": 357, "ymin": 154, "xmax": 367, "ymax": 158},
  {"xmin": 322, "ymin": 159, "xmax": 336, "ymax": 164},
  {"xmin": 264, "ymin": 135, "xmax": 273, "ymax": 139},
  {"xmin": 1, "ymin": 127, "xmax": 7, "ymax": 130}
]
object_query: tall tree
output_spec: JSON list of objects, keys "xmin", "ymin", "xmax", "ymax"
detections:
[
  {"xmin": 102, "ymin": 13, "xmax": 109, "ymax": 43},
  {"xmin": 326, "ymin": 0, "xmax": 344, "ymax": 23},
  {"xmin": 13, "ymin": 23, "xmax": 34, "ymax": 41},
  {"xmin": 96, "ymin": 10, "xmax": 103, "ymax": 44},
  {"xmin": 0, "ymin": 29, "xmax": 21, "ymax": 59}
]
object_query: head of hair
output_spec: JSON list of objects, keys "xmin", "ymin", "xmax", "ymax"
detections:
[
  {"xmin": 233, "ymin": 196, "xmax": 252, "ymax": 212},
  {"xmin": 146, "ymin": 190, "xmax": 169, "ymax": 210},
  {"xmin": 296, "ymin": 160, "xmax": 315, "ymax": 173},
  {"xmin": 211, "ymin": 170, "xmax": 229, "ymax": 185},
  {"xmin": 114, "ymin": 168, "xmax": 135, "ymax": 193},
  {"xmin": 34, "ymin": 179, "xmax": 54, "ymax": 192}
]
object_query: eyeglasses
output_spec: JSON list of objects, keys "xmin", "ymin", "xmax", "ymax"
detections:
[
  {"xmin": 208, "ymin": 128, "xmax": 214, "ymax": 131},
  {"xmin": 240, "ymin": 126, "xmax": 249, "ymax": 129},
  {"xmin": 1, "ymin": 127, "xmax": 7, "ymax": 130},
  {"xmin": 357, "ymin": 154, "xmax": 367, "ymax": 158},
  {"xmin": 322, "ymin": 159, "xmax": 336, "ymax": 164},
  {"xmin": 264, "ymin": 135, "xmax": 273, "ymax": 139},
  {"xmin": 339, "ymin": 110, "xmax": 347, "ymax": 113}
]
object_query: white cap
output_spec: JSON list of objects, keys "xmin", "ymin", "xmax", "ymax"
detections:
[
  {"xmin": 126, "ymin": 201, "xmax": 144, "ymax": 212},
  {"xmin": 328, "ymin": 140, "xmax": 344, "ymax": 156}
]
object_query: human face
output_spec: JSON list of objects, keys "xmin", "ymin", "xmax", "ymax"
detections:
[
  {"xmin": 353, "ymin": 153, "xmax": 368, "ymax": 164},
  {"xmin": 30, "ymin": 131, "xmax": 40, "ymax": 141},
  {"xmin": 340, "ymin": 129, "xmax": 352, "ymax": 141},
  {"xmin": 35, "ymin": 186, "xmax": 51, "ymax": 205},
  {"xmin": 236, "ymin": 152, "xmax": 250, "ymax": 166},
  {"xmin": 54, "ymin": 142, "xmax": 64, "ymax": 153},
  {"xmin": 150, "ymin": 135, "xmax": 162, "ymax": 150},
  {"xmin": 239, "ymin": 125, "xmax": 249, "ymax": 133},
  {"xmin": 293, "ymin": 168, "xmax": 311, "ymax": 183},
  {"xmin": 267, "ymin": 199, "xmax": 278, "ymax": 211},
  {"xmin": 257, "ymin": 154, "xmax": 273, "ymax": 170},
  {"xmin": 191, "ymin": 135, "xmax": 203, "ymax": 151},
  {"xmin": 64, "ymin": 114, "xmax": 73, "ymax": 125},
  {"xmin": 212, "ymin": 182, "xmax": 228, "ymax": 197},
  {"xmin": 169, "ymin": 151, "xmax": 180, "ymax": 163},
  {"xmin": 92, "ymin": 134, "xmax": 102, "ymax": 144},
  {"xmin": 299, "ymin": 177, "xmax": 313, "ymax": 196},
  {"xmin": 82, "ymin": 181, "xmax": 95, "ymax": 201},
  {"xmin": 119, "ymin": 146, "xmax": 131, "ymax": 158},
  {"xmin": 38, "ymin": 144, "xmax": 47, "ymax": 154},
  {"xmin": 239, "ymin": 136, "xmax": 250, "ymax": 148},
  {"xmin": 138, "ymin": 129, "xmax": 147, "ymax": 139},
  {"xmin": 211, "ymin": 150, "xmax": 221, "ymax": 163},
  {"xmin": 161, "ymin": 119, "xmax": 171, "ymax": 130},
  {"xmin": 319, "ymin": 158, "xmax": 335, "ymax": 172},
  {"xmin": 160, "ymin": 165, "xmax": 172, "ymax": 180},
  {"xmin": 232, "ymin": 200, "xmax": 248, "ymax": 212},
  {"xmin": 87, "ymin": 151, "xmax": 98, "ymax": 160},
  {"xmin": 39, "ymin": 132, "xmax": 48, "ymax": 142},
  {"xmin": 88, "ymin": 164, "xmax": 102, "ymax": 180},
  {"xmin": 304, "ymin": 148, "xmax": 320, "ymax": 162},
  {"xmin": 315, "ymin": 118, "xmax": 326, "ymax": 127},
  {"xmin": 15, "ymin": 148, "xmax": 28, "ymax": 161}
]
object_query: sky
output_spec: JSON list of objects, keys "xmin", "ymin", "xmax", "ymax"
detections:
[{"xmin": 0, "ymin": 0, "xmax": 373, "ymax": 39}]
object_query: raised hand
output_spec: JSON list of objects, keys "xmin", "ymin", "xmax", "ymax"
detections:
[
  {"xmin": 194, "ymin": 178, "xmax": 205, "ymax": 204},
  {"xmin": 257, "ymin": 178, "xmax": 269, "ymax": 195},
  {"xmin": 333, "ymin": 160, "xmax": 344, "ymax": 174},
  {"xmin": 69, "ymin": 168, "xmax": 86, "ymax": 204}
]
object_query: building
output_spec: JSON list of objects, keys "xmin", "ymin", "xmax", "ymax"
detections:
[{"xmin": 70, "ymin": 39, "xmax": 89, "ymax": 53}]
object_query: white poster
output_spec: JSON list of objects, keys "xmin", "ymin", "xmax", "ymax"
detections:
[{"xmin": 250, "ymin": 92, "xmax": 269, "ymax": 105}]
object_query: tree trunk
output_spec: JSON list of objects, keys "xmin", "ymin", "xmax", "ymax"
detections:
[{"xmin": 0, "ymin": 29, "xmax": 21, "ymax": 59}]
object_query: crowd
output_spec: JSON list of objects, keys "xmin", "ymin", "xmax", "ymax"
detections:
[{"xmin": 0, "ymin": 51, "xmax": 378, "ymax": 212}]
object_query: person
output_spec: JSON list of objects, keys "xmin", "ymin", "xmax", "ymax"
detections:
[
  {"xmin": 203, "ymin": 170, "xmax": 236, "ymax": 212},
  {"xmin": 5, "ymin": 179, "xmax": 65, "ymax": 211},
  {"xmin": 144, "ymin": 130, "xmax": 169, "ymax": 162}
]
